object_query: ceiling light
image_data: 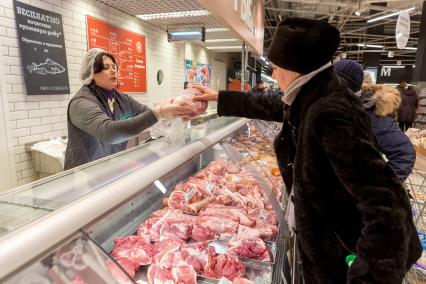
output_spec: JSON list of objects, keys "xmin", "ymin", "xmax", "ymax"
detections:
[
  {"xmin": 206, "ymin": 28, "xmax": 230, "ymax": 32},
  {"xmin": 356, "ymin": 44, "xmax": 384, "ymax": 48},
  {"xmin": 413, "ymin": 65, "xmax": 416, "ymax": 68},
  {"xmin": 137, "ymin": 10, "xmax": 209, "ymax": 20},
  {"xmin": 404, "ymin": 47, "xmax": 417, "ymax": 50},
  {"xmin": 206, "ymin": 46, "xmax": 241, "ymax": 50},
  {"xmin": 355, "ymin": 10, "xmax": 361, "ymax": 16},
  {"xmin": 205, "ymin": 38, "xmax": 238, "ymax": 43},
  {"xmin": 367, "ymin": 7, "xmax": 415, "ymax": 23}
]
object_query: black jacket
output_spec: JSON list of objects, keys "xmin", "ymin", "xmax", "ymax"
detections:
[
  {"xmin": 397, "ymin": 87, "xmax": 419, "ymax": 123},
  {"xmin": 218, "ymin": 68, "xmax": 421, "ymax": 283},
  {"xmin": 64, "ymin": 84, "xmax": 157, "ymax": 170}
]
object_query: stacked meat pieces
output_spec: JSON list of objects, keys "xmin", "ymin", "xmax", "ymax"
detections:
[{"xmin": 110, "ymin": 160, "xmax": 279, "ymax": 283}]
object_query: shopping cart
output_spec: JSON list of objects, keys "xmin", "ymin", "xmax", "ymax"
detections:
[{"xmin": 404, "ymin": 170, "xmax": 426, "ymax": 283}]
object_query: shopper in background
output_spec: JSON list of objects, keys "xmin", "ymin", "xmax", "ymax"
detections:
[
  {"xmin": 251, "ymin": 80, "xmax": 266, "ymax": 95},
  {"xmin": 398, "ymin": 83, "xmax": 419, "ymax": 131},
  {"xmin": 192, "ymin": 17, "xmax": 421, "ymax": 283},
  {"xmin": 335, "ymin": 59, "xmax": 415, "ymax": 181},
  {"xmin": 65, "ymin": 48, "xmax": 195, "ymax": 170}
]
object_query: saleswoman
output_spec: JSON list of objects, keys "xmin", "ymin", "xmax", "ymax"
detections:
[{"xmin": 64, "ymin": 48, "xmax": 194, "ymax": 170}]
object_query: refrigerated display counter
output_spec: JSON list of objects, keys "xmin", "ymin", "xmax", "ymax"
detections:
[{"xmin": 0, "ymin": 117, "xmax": 287, "ymax": 284}]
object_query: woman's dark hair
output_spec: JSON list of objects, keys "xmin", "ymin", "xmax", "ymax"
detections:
[{"xmin": 93, "ymin": 52, "xmax": 117, "ymax": 74}]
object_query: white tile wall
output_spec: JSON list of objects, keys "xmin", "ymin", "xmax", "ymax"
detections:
[{"xmin": 0, "ymin": 0, "xmax": 229, "ymax": 187}]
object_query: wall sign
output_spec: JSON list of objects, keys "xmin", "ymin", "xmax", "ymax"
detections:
[
  {"xmin": 87, "ymin": 16, "xmax": 147, "ymax": 93},
  {"xmin": 13, "ymin": 0, "xmax": 70, "ymax": 95}
]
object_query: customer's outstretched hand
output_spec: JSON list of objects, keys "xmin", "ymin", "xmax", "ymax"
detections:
[{"xmin": 191, "ymin": 83, "xmax": 219, "ymax": 101}]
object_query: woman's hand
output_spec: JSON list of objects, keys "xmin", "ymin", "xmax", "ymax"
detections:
[
  {"xmin": 191, "ymin": 83, "xmax": 219, "ymax": 101},
  {"xmin": 155, "ymin": 99, "xmax": 195, "ymax": 120}
]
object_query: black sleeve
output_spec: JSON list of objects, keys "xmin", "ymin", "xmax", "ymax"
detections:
[{"xmin": 217, "ymin": 91, "xmax": 284, "ymax": 122}]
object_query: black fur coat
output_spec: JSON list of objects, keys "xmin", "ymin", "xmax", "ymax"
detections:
[{"xmin": 217, "ymin": 68, "xmax": 421, "ymax": 283}]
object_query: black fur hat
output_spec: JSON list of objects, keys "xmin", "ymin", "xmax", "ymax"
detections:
[{"xmin": 267, "ymin": 17, "xmax": 340, "ymax": 74}]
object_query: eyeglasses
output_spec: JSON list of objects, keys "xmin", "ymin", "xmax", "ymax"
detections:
[{"xmin": 103, "ymin": 64, "xmax": 118, "ymax": 71}]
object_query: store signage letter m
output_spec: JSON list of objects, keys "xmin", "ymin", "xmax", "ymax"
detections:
[{"xmin": 381, "ymin": 67, "xmax": 391, "ymax": 77}]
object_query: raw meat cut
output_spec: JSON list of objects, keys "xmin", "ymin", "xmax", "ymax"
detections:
[
  {"xmin": 159, "ymin": 220, "xmax": 192, "ymax": 241},
  {"xmin": 147, "ymin": 264, "xmax": 173, "ymax": 284},
  {"xmin": 228, "ymin": 235, "xmax": 271, "ymax": 262},
  {"xmin": 204, "ymin": 250, "xmax": 245, "ymax": 280},
  {"xmin": 171, "ymin": 265, "xmax": 197, "ymax": 284},
  {"xmin": 237, "ymin": 225, "xmax": 276, "ymax": 240},
  {"xmin": 108, "ymin": 257, "xmax": 138, "ymax": 279},
  {"xmin": 191, "ymin": 223, "xmax": 217, "ymax": 242},
  {"xmin": 179, "ymin": 242, "xmax": 211, "ymax": 273},
  {"xmin": 111, "ymin": 235, "xmax": 155, "ymax": 266},
  {"xmin": 197, "ymin": 216, "xmax": 239, "ymax": 235},
  {"xmin": 168, "ymin": 190, "xmax": 186, "ymax": 210},
  {"xmin": 202, "ymin": 206, "xmax": 256, "ymax": 227},
  {"xmin": 248, "ymin": 208, "xmax": 278, "ymax": 225}
]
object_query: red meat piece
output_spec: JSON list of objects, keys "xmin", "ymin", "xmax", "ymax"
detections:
[
  {"xmin": 111, "ymin": 236, "xmax": 155, "ymax": 266},
  {"xmin": 228, "ymin": 235, "xmax": 271, "ymax": 262},
  {"xmin": 197, "ymin": 216, "xmax": 239, "ymax": 235},
  {"xmin": 191, "ymin": 223, "xmax": 218, "ymax": 242},
  {"xmin": 204, "ymin": 251, "xmax": 245, "ymax": 281}
]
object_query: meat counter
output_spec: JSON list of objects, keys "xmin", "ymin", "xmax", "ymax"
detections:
[{"xmin": 0, "ymin": 117, "xmax": 288, "ymax": 284}]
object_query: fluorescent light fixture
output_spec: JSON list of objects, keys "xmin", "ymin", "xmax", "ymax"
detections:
[
  {"xmin": 206, "ymin": 27, "xmax": 230, "ymax": 32},
  {"xmin": 261, "ymin": 73, "xmax": 276, "ymax": 82},
  {"xmin": 206, "ymin": 46, "xmax": 241, "ymax": 50},
  {"xmin": 137, "ymin": 10, "xmax": 209, "ymax": 20},
  {"xmin": 205, "ymin": 38, "xmax": 238, "ymax": 43},
  {"xmin": 404, "ymin": 47, "xmax": 417, "ymax": 50},
  {"xmin": 168, "ymin": 27, "xmax": 205, "ymax": 42},
  {"xmin": 367, "ymin": 7, "xmax": 415, "ymax": 23},
  {"xmin": 382, "ymin": 65, "xmax": 405, "ymax": 69},
  {"xmin": 356, "ymin": 44, "xmax": 384, "ymax": 48}
]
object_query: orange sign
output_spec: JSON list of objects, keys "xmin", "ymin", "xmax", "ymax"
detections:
[{"xmin": 87, "ymin": 16, "xmax": 147, "ymax": 93}]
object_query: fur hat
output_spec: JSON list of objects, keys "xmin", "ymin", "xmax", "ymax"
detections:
[
  {"xmin": 334, "ymin": 59, "xmax": 364, "ymax": 93},
  {"xmin": 267, "ymin": 17, "xmax": 340, "ymax": 74}
]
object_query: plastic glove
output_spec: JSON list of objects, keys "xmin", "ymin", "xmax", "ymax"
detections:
[{"xmin": 154, "ymin": 99, "xmax": 195, "ymax": 120}]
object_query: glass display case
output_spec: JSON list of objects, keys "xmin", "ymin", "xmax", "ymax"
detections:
[{"xmin": 0, "ymin": 117, "xmax": 287, "ymax": 284}]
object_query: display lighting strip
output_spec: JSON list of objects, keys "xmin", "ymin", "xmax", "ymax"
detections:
[
  {"xmin": 367, "ymin": 7, "xmax": 415, "ymax": 23},
  {"xmin": 205, "ymin": 38, "xmax": 238, "ymax": 43},
  {"xmin": 137, "ymin": 10, "xmax": 209, "ymax": 20},
  {"xmin": 206, "ymin": 46, "xmax": 242, "ymax": 50},
  {"xmin": 206, "ymin": 27, "xmax": 230, "ymax": 32},
  {"xmin": 404, "ymin": 47, "xmax": 417, "ymax": 50},
  {"xmin": 356, "ymin": 44, "xmax": 384, "ymax": 48}
]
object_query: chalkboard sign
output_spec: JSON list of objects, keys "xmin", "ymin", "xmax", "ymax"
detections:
[{"xmin": 14, "ymin": 0, "xmax": 70, "ymax": 95}]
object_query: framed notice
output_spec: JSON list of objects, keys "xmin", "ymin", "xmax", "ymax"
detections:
[
  {"xmin": 185, "ymin": 59, "xmax": 212, "ymax": 87},
  {"xmin": 13, "ymin": 0, "xmax": 70, "ymax": 95},
  {"xmin": 86, "ymin": 16, "xmax": 147, "ymax": 93}
]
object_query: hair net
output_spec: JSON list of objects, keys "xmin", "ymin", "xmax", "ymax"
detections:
[{"xmin": 80, "ymin": 48, "xmax": 107, "ymax": 85}]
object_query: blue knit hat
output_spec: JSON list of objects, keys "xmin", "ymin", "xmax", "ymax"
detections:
[{"xmin": 334, "ymin": 59, "xmax": 364, "ymax": 93}]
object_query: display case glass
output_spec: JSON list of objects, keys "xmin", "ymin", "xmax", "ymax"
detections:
[
  {"xmin": 0, "ymin": 117, "xmax": 239, "ymax": 238},
  {"xmin": 0, "ymin": 117, "xmax": 287, "ymax": 283}
]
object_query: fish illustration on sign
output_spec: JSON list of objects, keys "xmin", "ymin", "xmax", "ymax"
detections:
[{"xmin": 26, "ymin": 58, "xmax": 66, "ymax": 75}]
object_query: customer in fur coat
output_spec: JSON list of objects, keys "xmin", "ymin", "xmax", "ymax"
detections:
[
  {"xmin": 334, "ymin": 59, "xmax": 416, "ymax": 181},
  {"xmin": 191, "ymin": 17, "xmax": 421, "ymax": 283},
  {"xmin": 362, "ymin": 84, "xmax": 416, "ymax": 181}
]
